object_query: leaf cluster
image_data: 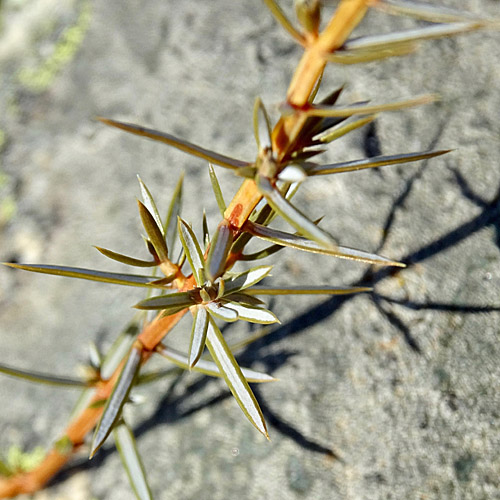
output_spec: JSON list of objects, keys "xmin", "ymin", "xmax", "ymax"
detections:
[{"xmin": 0, "ymin": 1, "xmax": 498, "ymax": 498}]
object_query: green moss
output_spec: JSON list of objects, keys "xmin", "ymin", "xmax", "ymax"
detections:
[
  {"xmin": 1, "ymin": 445, "xmax": 46, "ymax": 475},
  {"xmin": 0, "ymin": 195, "xmax": 16, "ymax": 224},
  {"xmin": 17, "ymin": 0, "xmax": 92, "ymax": 92},
  {"xmin": 0, "ymin": 129, "xmax": 17, "ymax": 224},
  {"xmin": 54, "ymin": 435, "xmax": 73, "ymax": 455}
]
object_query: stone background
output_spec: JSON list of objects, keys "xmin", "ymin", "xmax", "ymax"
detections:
[{"xmin": 0, "ymin": 0, "xmax": 499, "ymax": 499}]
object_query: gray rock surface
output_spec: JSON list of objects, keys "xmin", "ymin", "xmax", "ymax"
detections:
[{"xmin": 0, "ymin": 0, "xmax": 499, "ymax": 499}]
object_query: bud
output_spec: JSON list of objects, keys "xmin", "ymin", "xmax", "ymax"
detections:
[
  {"xmin": 295, "ymin": 0, "xmax": 321, "ymax": 36},
  {"xmin": 278, "ymin": 164, "xmax": 307, "ymax": 183}
]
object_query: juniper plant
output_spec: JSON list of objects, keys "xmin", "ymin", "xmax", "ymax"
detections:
[{"xmin": 0, "ymin": 1, "xmax": 498, "ymax": 498}]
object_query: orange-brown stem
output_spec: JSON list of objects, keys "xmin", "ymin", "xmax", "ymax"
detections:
[
  {"xmin": 273, "ymin": 0, "xmax": 369, "ymax": 159},
  {"xmin": 0, "ymin": 309, "xmax": 189, "ymax": 498},
  {"xmin": 225, "ymin": 1, "xmax": 370, "ymax": 228},
  {"xmin": 0, "ymin": 363, "xmax": 123, "ymax": 497},
  {"xmin": 224, "ymin": 179, "xmax": 262, "ymax": 230}
]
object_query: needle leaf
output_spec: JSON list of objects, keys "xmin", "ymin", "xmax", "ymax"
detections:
[
  {"xmin": 164, "ymin": 171, "xmax": 184, "ymax": 255},
  {"xmin": 100, "ymin": 321, "xmax": 141, "ymax": 380},
  {"xmin": 208, "ymin": 164, "xmax": 226, "ymax": 216},
  {"xmin": 137, "ymin": 175, "xmax": 164, "ymax": 236},
  {"xmin": 137, "ymin": 200, "xmax": 169, "ymax": 263},
  {"xmin": 90, "ymin": 346, "xmax": 142, "ymax": 458},
  {"xmin": 113, "ymin": 420, "xmax": 153, "ymax": 500},
  {"xmin": 188, "ymin": 306, "xmax": 209, "ymax": 367},
  {"xmin": 326, "ymin": 43, "xmax": 417, "ymax": 64},
  {"xmin": 281, "ymin": 94, "xmax": 437, "ymax": 119},
  {"xmin": 205, "ymin": 317, "xmax": 269, "ymax": 437},
  {"xmin": 94, "ymin": 247, "xmax": 157, "ymax": 268},
  {"xmin": 308, "ymin": 149, "xmax": 450, "ymax": 176},
  {"xmin": 373, "ymin": 0, "xmax": 495, "ymax": 24},
  {"xmin": 156, "ymin": 345, "xmax": 276, "ymax": 382},
  {"xmin": 202, "ymin": 210, "xmax": 210, "ymax": 250},
  {"xmin": 2, "ymin": 263, "xmax": 164, "ymax": 288},
  {"xmin": 262, "ymin": 0, "xmax": 305, "ymax": 44},
  {"xmin": 244, "ymin": 221, "xmax": 404, "ymax": 267},
  {"xmin": 206, "ymin": 302, "xmax": 239, "ymax": 322},
  {"xmin": 98, "ymin": 118, "xmax": 251, "ymax": 170},
  {"xmin": 206, "ymin": 220, "xmax": 233, "ymax": 282},
  {"xmin": 257, "ymin": 175, "xmax": 337, "ymax": 249},
  {"xmin": 178, "ymin": 218, "xmax": 206, "ymax": 286},
  {"xmin": 244, "ymin": 285, "xmax": 372, "ymax": 295},
  {"xmin": 0, "ymin": 362, "xmax": 87, "ymax": 388},
  {"xmin": 317, "ymin": 115, "xmax": 376, "ymax": 144},
  {"xmin": 223, "ymin": 266, "xmax": 273, "ymax": 295},
  {"xmin": 134, "ymin": 291, "xmax": 194, "ymax": 311},
  {"xmin": 253, "ymin": 97, "xmax": 273, "ymax": 151},
  {"xmin": 221, "ymin": 301, "xmax": 280, "ymax": 324},
  {"xmin": 345, "ymin": 22, "xmax": 483, "ymax": 51},
  {"xmin": 239, "ymin": 243, "xmax": 286, "ymax": 261}
]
